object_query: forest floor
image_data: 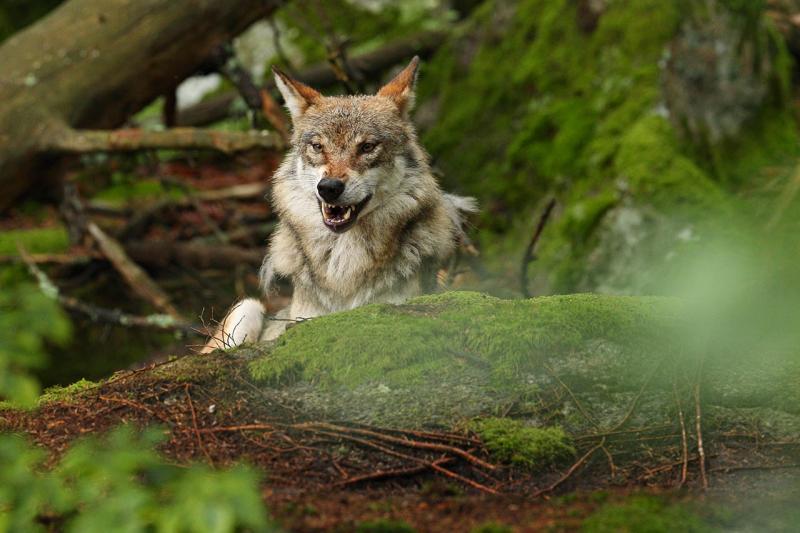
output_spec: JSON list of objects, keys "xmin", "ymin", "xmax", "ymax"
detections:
[{"xmin": 2, "ymin": 352, "xmax": 798, "ymax": 532}]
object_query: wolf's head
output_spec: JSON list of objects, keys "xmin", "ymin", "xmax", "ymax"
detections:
[{"xmin": 273, "ymin": 57, "xmax": 424, "ymax": 234}]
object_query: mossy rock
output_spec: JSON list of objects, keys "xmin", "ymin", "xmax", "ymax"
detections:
[
  {"xmin": 246, "ymin": 291, "xmax": 800, "ymax": 432},
  {"xmin": 418, "ymin": 0, "xmax": 800, "ymax": 294}
]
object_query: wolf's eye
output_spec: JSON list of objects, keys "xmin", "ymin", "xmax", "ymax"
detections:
[
  {"xmin": 310, "ymin": 142, "xmax": 323, "ymax": 153},
  {"xmin": 359, "ymin": 142, "xmax": 377, "ymax": 154}
]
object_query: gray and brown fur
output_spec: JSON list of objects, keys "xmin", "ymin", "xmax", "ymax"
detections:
[{"xmin": 202, "ymin": 57, "xmax": 476, "ymax": 352}]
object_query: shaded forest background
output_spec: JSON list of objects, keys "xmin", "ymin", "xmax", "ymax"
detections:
[{"xmin": 2, "ymin": 0, "xmax": 800, "ymax": 531}]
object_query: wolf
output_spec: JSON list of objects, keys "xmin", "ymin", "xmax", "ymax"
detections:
[{"xmin": 202, "ymin": 57, "xmax": 476, "ymax": 352}]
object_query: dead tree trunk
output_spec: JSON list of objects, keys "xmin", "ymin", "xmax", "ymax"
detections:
[{"xmin": 0, "ymin": 0, "xmax": 282, "ymax": 211}]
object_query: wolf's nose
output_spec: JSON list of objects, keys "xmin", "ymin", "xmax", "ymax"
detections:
[{"xmin": 317, "ymin": 178, "xmax": 345, "ymax": 202}]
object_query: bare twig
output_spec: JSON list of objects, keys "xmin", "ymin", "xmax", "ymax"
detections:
[
  {"xmin": 673, "ymin": 379, "xmax": 689, "ymax": 487},
  {"xmin": 343, "ymin": 422, "xmax": 482, "ymax": 447},
  {"xmin": 184, "ymin": 384, "xmax": 214, "ymax": 465},
  {"xmin": 17, "ymin": 244, "xmax": 194, "ymax": 332},
  {"xmin": 297, "ymin": 422, "xmax": 496, "ymax": 471},
  {"xmin": 545, "ymin": 364, "xmax": 601, "ymax": 430},
  {"xmin": 87, "ymin": 222, "xmax": 183, "ymax": 320},
  {"xmin": 532, "ymin": 440, "xmax": 605, "ymax": 498},
  {"xmin": 600, "ymin": 444, "xmax": 617, "ymax": 478},
  {"xmin": 694, "ymin": 378, "xmax": 708, "ymax": 490},
  {"xmin": 267, "ymin": 17, "xmax": 294, "ymax": 71},
  {"xmin": 302, "ymin": 427, "xmax": 498, "ymax": 494},
  {"xmin": 98, "ymin": 395, "xmax": 174, "ymax": 426},
  {"xmin": 520, "ymin": 198, "xmax": 556, "ymax": 298},
  {"xmin": 337, "ymin": 457, "xmax": 456, "ymax": 487}
]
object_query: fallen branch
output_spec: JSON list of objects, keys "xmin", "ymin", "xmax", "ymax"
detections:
[
  {"xmin": 300, "ymin": 426, "xmax": 499, "ymax": 494},
  {"xmin": 297, "ymin": 422, "xmax": 497, "ymax": 471},
  {"xmin": 87, "ymin": 222, "xmax": 183, "ymax": 320},
  {"xmin": 48, "ymin": 127, "xmax": 284, "ymax": 155},
  {"xmin": 532, "ymin": 439, "xmax": 605, "ymax": 498},
  {"xmin": 520, "ymin": 197, "xmax": 556, "ymax": 298},
  {"xmin": 337, "ymin": 456, "xmax": 456, "ymax": 487},
  {"xmin": 17, "ymin": 245, "xmax": 195, "ymax": 333}
]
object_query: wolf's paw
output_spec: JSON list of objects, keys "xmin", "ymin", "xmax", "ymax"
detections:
[{"xmin": 201, "ymin": 298, "xmax": 266, "ymax": 353}]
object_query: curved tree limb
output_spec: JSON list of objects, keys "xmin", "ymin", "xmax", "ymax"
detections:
[{"xmin": 47, "ymin": 127, "xmax": 284, "ymax": 155}]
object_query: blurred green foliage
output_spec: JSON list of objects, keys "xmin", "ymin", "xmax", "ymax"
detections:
[
  {"xmin": 0, "ymin": 283, "xmax": 71, "ymax": 407},
  {"xmin": 0, "ymin": 227, "xmax": 69, "ymax": 257},
  {"xmin": 0, "ymin": 426, "xmax": 276, "ymax": 532},
  {"xmin": 0, "ymin": 285, "xmax": 274, "ymax": 531}
]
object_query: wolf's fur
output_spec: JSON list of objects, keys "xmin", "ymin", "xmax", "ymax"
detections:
[{"xmin": 202, "ymin": 57, "xmax": 476, "ymax": 352}]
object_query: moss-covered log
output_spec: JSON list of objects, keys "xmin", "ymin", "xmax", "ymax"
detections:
[
  {"xmin": 0, "ymin": 0, "xmax": 280, "ymax": 211},
  {"xmin": 244, "ymin": 292, "xmax": 800, "ymax": 434}
]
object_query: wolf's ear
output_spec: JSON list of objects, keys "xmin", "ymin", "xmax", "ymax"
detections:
[
  {"xmin": 272, "ymin": 66, "xmax": 322, "ymax": 121},
  {"xmin": 377, "ymin": 56, "xmax": 420, "ymax": 117}
]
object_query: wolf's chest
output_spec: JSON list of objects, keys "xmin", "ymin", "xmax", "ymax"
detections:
[{"xmin": 308, "ymin": 229, "xmax": 409, "ymax": 294}]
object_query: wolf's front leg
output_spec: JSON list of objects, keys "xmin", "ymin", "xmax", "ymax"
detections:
[{"xmin": 201, "ymin": 298, "xmax": 266, "ymax": 353}]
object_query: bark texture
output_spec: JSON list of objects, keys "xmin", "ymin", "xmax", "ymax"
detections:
[{"xmin": 0, "ymin": 0, "xmax": 281, "ymax": 211}]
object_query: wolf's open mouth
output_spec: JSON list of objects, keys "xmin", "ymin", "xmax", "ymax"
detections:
[{"xmin": 319, "ymin": 195, "xmax": 372, "ymax": 233}]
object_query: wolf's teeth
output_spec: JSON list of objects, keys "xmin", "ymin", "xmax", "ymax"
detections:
[{"xmin": 343, "ymin": 208, "xmax": 351, "ymax": 221}]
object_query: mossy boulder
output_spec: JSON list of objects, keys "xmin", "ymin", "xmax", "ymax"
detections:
[
  {"xmin": 417, "ymin": 0, "xmax": 800, "ymax": 294},
  {"xmin": 245, "ymin": 291, "xmax": 800, "ymax": 435}
]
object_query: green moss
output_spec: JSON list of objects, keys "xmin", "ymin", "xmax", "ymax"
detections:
[
  {"xmin": 614, "ymin": 116, "xmax": 727, "ymax": 211},
  {"xmin": 92, "ymin": 178, "xmax": 189, "ymax": 205},
  {"xmin": 355, "ymin": 519, "xmax": 416, "ymax": 533},
  {"xmin": 581, "ymin": 496, "xmax": 710, "ymax": 533},
  {"xmin": 470, "ymin": 418, "xmax": 575, "ymax": 469},
  {"xmin": 38, "ymin": 378, "xmax": 98, "ymax": 406},
  {"xmin": 249, "ymin": 291, "xmax": 672, "ymax": 390},
  {"xmin": 0, "ymin": 226, "xmax": 69, "ymax": 256},
  {"xmin": 470, "ymin": 524, "xmax": 513, "ymax": 533},
  {"xmin": 420, "ymin": 0, "xmax": 799, "ymax": 294},
  {"xmin": 419, "ymin": 0, "xmax": 683, "ymax": 226},
  {"xmin": 561, "ymin": 190, "xmax": 619, "ymax": 244}
]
